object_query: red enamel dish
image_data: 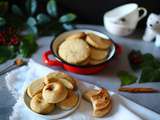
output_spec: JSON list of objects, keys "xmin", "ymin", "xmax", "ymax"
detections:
[{"xmin": 42, "ymin": 29, "xmax": 122, "ymax": 74}]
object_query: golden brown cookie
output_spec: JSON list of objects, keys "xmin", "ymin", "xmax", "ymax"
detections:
[
  {"xmin": 83, "ymin": 89, "xmax": 99, "ymax": 102},
  {"xmin": 58, "ymin": 39, "xmax": 90, "ymax": 64},
  {"xmin": 86, "ymin": 33, "xmax": 113, "ymax": 50},
  {"xmin": 92, "ymin": 98, "xmax": 111, "ymax": 111},
  {"xmin": 57, "ymin": 91, "xmax": 78, "ymax": 110},
  {"xmin": 27, "ymin": 78, "xmax": 45, "ymax": 98},
  {"xmin": 65, "ymin": 32, "xmax": 86, "ymax": 40},
  {"xmin": 42, "ymin": 82, "xmax": 68, "ymax": 103},
  {"xmin": 90, "ymin": 47, "xmax": 109, "ymax": 60},
  {"xmin": 44, "ymin": 72, "xmax": 77, "ymax": 90},
  {"xmin": 83, "ymin": 88, "xmax": 112, "ymax": 117},
  {"xmin": 30, "ymin": 93, "xmax": 55, "ymax": 114},
  {"xmin": 92, "ymin": 101, "xmax": 112, "ymax": 117},
  {"xmin": 91, "ymin": 89, "xmax": 110, "ymax": 102}
]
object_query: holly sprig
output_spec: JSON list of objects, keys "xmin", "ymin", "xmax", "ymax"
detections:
[
  {"xmin": 0, "ymin": 0, "xmax": 76, "ymax": 36},
  {"xmin": 0, "ymin": 0, "xmax": 76, "ymax": 64},
  {"xmin": 117, "ymin": 50, "xmax": 160, "ymax": 86}
]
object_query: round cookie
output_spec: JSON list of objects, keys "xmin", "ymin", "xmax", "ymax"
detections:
[
  {"xmin": 42, "ymin": 82, "xmax": 68, "ymax": 103},
  {"xmin": 30, "ymin": 93, "xmax": 55, "ymax": 114},
  {"xmin": 57, "ymin": 91, "xmax": 78, "ymax": 110},
  {"xmin": 58, "ymin": 39, "xmax": 90, "ymax": 64},
  {"xmin": 90, "ymin": 47, "xmax": 109, "ymax": 60},
  {"xmin": 27, "ymin": 78, "xmax": 45, "ymax": 98},
  {"xmin": 65, "ymin": 32, "xmax": 86, "ymax": 40},
  {"xmin": 86, "ymin": 33, "xmax": 113, "ymax": 50},
  {"xmin": 44, "ymin": 72, "xmax": 77, "ymax": 90}
]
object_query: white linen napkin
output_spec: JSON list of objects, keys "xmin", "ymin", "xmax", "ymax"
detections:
[{"xmin": 5, "ymin": 59, "xmax": 142, "ymax": 120}]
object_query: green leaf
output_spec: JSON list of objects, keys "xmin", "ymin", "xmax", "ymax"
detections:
[
  {"xmin": 12, "ymin": 4, "xmax": 23, "ymax": 16},
  {"xmin": 139, "ymin": 67, "xmax": 154, "ymax": 83},
  {"xmin": 59, "ymin": 13, "xmax": 76, "ymax": 23},
  {"xmin": 152, "ymin": 69, "xmax": 160, "ymax": 82},
  {"xmin": 25, "ymin": 0, "xmax": 37, "ymax": 15},
  {"xmin": 19, "ymin": 34, "xmax": 38, "ymax": 57},
  {"xmin": 117, "ymin": 71, "xmax": 137, "ymax": 86},
  {"xmin": 143, "ymin": 53, "xmax": 154, "ymax": 61},
  {"xmin": 27, "ymin": 25, "xmax": 38, "ymax": 35},
  {"xmin": 0, "ymin": 17, "xmax": 6, "ymax": 27},
  {"xmin": 47, "ymin": 0, "xmax": 57, "ymax": 17},
  {"xmin": 139, "ymin": 53, "xmax": 160, "ymax": 83},
  {"xmin": 26, "ymin": 17, "xmax": 37, "ymax": 26},
  {"xmin": 139, "ymin": 67, "xmax": 160, "ymax": 83},
  {"xmin": 0, "ymin": 45, "xmax": 16, "ymax": 64},
  {"xmin": 36, "ymin": 13, "xmax": 50, "ymax": 24},
  {"xmin": 62, "ymin": 23, "xmax": 76, "ymax": 30}
]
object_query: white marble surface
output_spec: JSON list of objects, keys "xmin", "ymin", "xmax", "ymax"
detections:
[{"xmin": 0, "ymin": 24, "xmax": 160, "ymax": 120}]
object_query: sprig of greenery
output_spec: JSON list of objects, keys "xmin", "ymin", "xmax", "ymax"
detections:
[
  {"xmin": 139, "ymin": 53, "xmax": 160, "ymax": 83},
  {"xmin": 0, "ymin": 0, "xmax": 77, "ymax": 36},
  {"xmin": 118, "ymin": 51, "xmax": 160, "ymax": 86},
  {"xmin": 0, "ymin": 0, "xmax": 77, "ymax": 64}
]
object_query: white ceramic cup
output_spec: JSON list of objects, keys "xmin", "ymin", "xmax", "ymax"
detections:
[{"xmin": 104, "ymin": 3, "xmax": 147, "ymax": 34}]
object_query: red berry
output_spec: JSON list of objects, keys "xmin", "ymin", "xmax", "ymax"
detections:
[
  {"xmin": 10, "ymin": 36, "xmax": 18, "ymax": 45},
  {"xmin": 0, "ymin": 35, "xmax": 5, "ymax": 45}
]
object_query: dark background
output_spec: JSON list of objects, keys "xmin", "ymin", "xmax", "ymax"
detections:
[
  {"xmin": 57, "ymin": 0, "xmax": 160, "ymax": 28},
  {"xmin": 12, "ymin": 0, "xmax": 160, "ymax": 27}
]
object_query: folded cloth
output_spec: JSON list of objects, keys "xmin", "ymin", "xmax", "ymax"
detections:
[{"xmin": 5, "ymin": 59, "xmax": 142, "ymax": 120}]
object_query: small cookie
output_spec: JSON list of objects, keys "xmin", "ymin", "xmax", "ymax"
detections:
[
  {"xmin": 27, "ymin": 78, "xmax": 45, "ymax": 98},
  {"xmin": 42, "ymin": 82, "xmax": 68, "ymax": 103},
  {"xmin": 44, "ymin": 72, "xmax": 77, "ymax": 90},
  {"xmin": 58, "ymin": 39, "xmax": 90, "ymax": 64},
  {"xmin": 86, "ymin": 33, "xmax": 112, "ymax": 50},
  {"xmin": 90, "ymin": 47, "xmax": 109, "ymax": 60},
  {"xmin": 89, "ymin": 58, "xmax": 106, "ymax": 65},
  {"xmin": 65, "ymin": 32, "xmax": 86, "ymax": 40},
  {"xmin": 57, "ymin": 91, "xmax": 78, "ymax": 110},
  {"xmin": 30, "ymin": 93, "xmax": 55, "ymax": 114},
  {"xmin": 92, "ymin": 102, "xmax": 112, "ymax": 117}
]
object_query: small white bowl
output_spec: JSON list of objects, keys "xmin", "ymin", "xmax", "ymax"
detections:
[
  {"xmin": 23, "ymin": 89, "xmax": 81, "ymax": 119},
  {"xmin": 103, "ymin": 19, "xmax": 135, "ymax": 36}
]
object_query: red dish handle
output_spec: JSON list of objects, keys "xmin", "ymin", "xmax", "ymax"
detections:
[{"xmin": 42, "ymin": 50, "xmax": 63, "ymax": 67}]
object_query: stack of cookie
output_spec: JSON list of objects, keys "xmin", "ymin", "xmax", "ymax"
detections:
[
  {"xmin": 83, "ymin": 88, "xmax": 112, "ymax": 117},
  {"xmin": 58, "ymin": 32, "xmax": 113, "ymax": 65},
  {"xmin": 26, "ymin": 72, "xmax": 78, "ymax": 114}
]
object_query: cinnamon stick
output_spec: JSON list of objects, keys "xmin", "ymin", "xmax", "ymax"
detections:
[{"xmin": 118, "ymin": 87, "xmax": 159, "ymax": 93}]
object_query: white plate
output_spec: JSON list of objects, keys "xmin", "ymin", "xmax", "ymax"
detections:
[
  {"xmin": 23, "ymin": 89, "xmax": 81, "ymax": 120},
  {"xmin": 77, "ymin": 81, "xmax": 160, "ymax": 120}
]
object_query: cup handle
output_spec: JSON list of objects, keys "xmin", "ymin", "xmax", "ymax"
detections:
[
  {"xmin": 42, "ymin": 50, "xmax": 63, "ymax": 67},
  {"xmin": 138, "ymin": 7, "xmax": 147, "ymax": 21}
]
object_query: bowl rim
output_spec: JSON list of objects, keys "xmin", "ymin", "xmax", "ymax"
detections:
[{"xmin": 50, "ymin": 29, "xmax": 116, "ymax": 68}]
